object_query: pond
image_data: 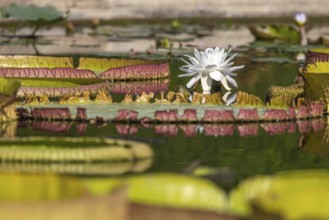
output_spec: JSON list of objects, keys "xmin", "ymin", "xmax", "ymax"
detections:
[{"xmin": 1, "ymin": 19, "xmax": 329, "ymax": 220}]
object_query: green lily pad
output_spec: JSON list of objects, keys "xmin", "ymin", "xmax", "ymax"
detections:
[
  {"xmin": 83, "ymin": 173, "xmax": 227, "ymax": 212},
  {"xmin": 0, "ymin": 77, "xmax": 20, "ymax": 96},
  {"xmin": 0, "ymin": 56, "xmax": 74, "ymax": 68},
  {"xmin": 249, "ymin": 25, "xmax": 300, "ymax": 44},
  {"xmin": 1, "ymin": 4, "xmax": 66, "ymax": 25},
  {"xmin": 128, "ymin": 173, "xmax": 227, "ymax": 211},
  {"xmin": 303, "ymin": 48, "xmax": 329, "ymax": 102},
  {"xmin": 0, "ymin": 173, "xmax": 85, "ymax": 201},
  {"xmin": 230, "ymin": 170, "xmax": 329, "ymax": 219},
  {"xmin": 77, "ymin": 57, "xmax": 161, "ymax": 75},
  {"xmin": 0, "ymin": 77, "xmax": 20, "ymax": 122}
]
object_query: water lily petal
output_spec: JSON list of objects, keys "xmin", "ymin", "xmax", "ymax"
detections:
[
  {"xmin": 185, "ymin": 55, "xmax": 200, "ymax": 66},
  {"xmin": 179, "ymin": 66, "xmax": 196, "ymax": 74},
  {"xmin": 199, "ymin": 51, "xmax": 207, "ymax": 66},
  {"xmin": 181, "ymin": 58, "xmax": 192, "ymax": 66},
  {"xmin": 223, "ymin": 92, "xmax": 237, "ymax": 106},
  {"xmin": 180, "ymin": 64, "xmax": 193, "ymax": 69},
  {"xmin": 226, "ymin": 72, "xmax": 237, "ymax": 77},
  {"xmin": 209, "ymin": 70, "xmax": 224, "ymax": 81},
  {"xmin": 218, "ymin": 48, "xmax": 226, "ymax": 63},
  {"xmin": 178, "ymin": 72, "xmax": 198, "ymax": 77},
  {"xmin": 222, "ymin": 91, "xmax": 231, "ymax": 103},
  {"xmin": 220, "ymin": 77, "xmax": 231, "ymax": 91},
  {"xmin": 221, "ymin": 53, "xmax": 237, "ymax": 66},
  {"xmin": 186, "ymin": 73, "xmax": 202, "ymax": 88},
  {"xmin": 226, "ymin": 75, "xmax": 238, "ymax": 88},
  {"xmin": 229, "ymin": 65, "xmax": 245, "ymax": 72},
  {"xmin": 194, "ymin": 48, "xmax": 200, "ymax": 60}
]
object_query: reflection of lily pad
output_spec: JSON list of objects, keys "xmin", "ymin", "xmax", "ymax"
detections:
[
  {"xmin": 1, "ymin": 4, "xmax": 66, "ymax": 25},
  {"xmin": 299, "ymin": 124, "xmax": 329, "ymax": 156},
  {"xmin": 0, "ymin": 136, "xmax": 152, "ymax": 162},
  {"xmin": 230, "ymin": 170, "xmax": 329, "ymax": 219}
]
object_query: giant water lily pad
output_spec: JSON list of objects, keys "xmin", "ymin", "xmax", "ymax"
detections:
[
  {"xmin": 77, "ymin": 57, "xmax": 160, "ymax": 75},
  {"xmin": 1, "ymin": 4, "xmax": 66, "ymax": 25},
  {"xmin": 0, "ymin": 77, "xmax": 21, "ymax": 122},
  {"xmin": 230, "ymin": 170, "xmax": 329, "ymax": 219},
  {"xmin": 0, "ymin": 174, "xmax": 127, "ymax": 220},
  {"xmin": 0, "ymin": 56, "xmax": 74, "ymax": 68},
  {"xmin": 83, "ymin": 173, "xmax": 227, "ymax": 212},
  {"xmin": 303, "ymin": 48, "xmax": 329, "ymax": 103},
  {"xmin": 0, "ymin": 55, "xmax": 170, "ymax": 102},
  {"xmin": 0, "ymin": 173, "xmax": 85, "ymax": 201}
]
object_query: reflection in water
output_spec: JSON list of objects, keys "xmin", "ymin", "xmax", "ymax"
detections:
[
  {"xmin": 0, "ymin": 159, "xmax": 153, "ymax": 175},
  {"xmin": 15, "ymin": 118, "xmax": 326, "ymax": 137},
  {"xmin": 0, "ymin": 121, "xmax": 17, "ymax": 137},
  {"xmin": 222, "ymin": 91, "xmax": 237, "ymax": 106},
  {"xmin": 0, "ymin": 134, "xmax": 153, "ymax": 175},
  {"xmin": 299, "ymin": 121, "xmax": 329, "ymax": 156}
]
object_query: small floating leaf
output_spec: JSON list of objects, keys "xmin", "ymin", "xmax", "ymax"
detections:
[{"xmin": 249, "ymin": 25, "xmax": 300, "ymax": 44}]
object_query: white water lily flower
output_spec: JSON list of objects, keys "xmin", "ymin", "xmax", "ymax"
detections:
[
  {"xmin": 179, "ymin": 47, "xmax": 244, "ymax": 94},
  {"xmin": 294, "ymin": 12, "xmax": 307, "ymax": 26}
]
